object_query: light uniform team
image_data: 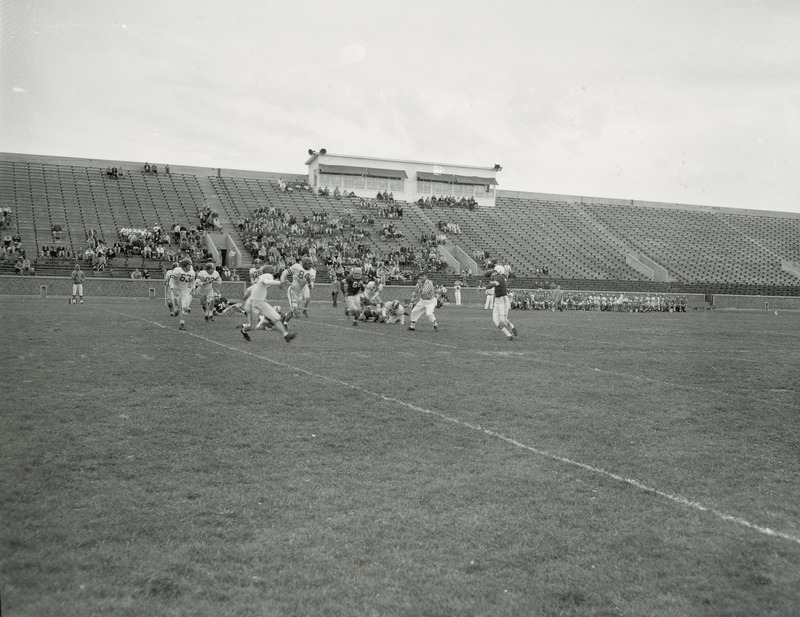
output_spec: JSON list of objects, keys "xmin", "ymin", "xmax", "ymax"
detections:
[{"xmin": 163, "ymin": 257, "xmax": 519, "ymax": 342}]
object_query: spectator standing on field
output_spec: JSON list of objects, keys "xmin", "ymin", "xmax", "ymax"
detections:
[
  {"xmin": 71, "ymin": 263, "xmax": 86, "ymax": 304},
  {"xmin": 484, "ymin": 284, "xmax": 495, "ymax": 310},
  {"xmin": 453, "ymin": 279, "xmax": 462, "ymax": 306}
]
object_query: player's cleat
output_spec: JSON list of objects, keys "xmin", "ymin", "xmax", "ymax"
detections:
[
  {"xmin": 303, "ymin": 309, "xmax": 309, "ymax": 317},
  {"xmin": 511, "ymin": 325, "xmax": 518, "ymax": 337},
  {"xmin": 433, "ymin": 324, "xmax": 438, "ymax": 331},
  {"xmin": 352, "ymin": 320, "xmax": 358, "ymax": 326},
  {"xmin": 79, "ymin": 300, "xmax": 83, "ymax": 304},
  {"xmin": 507, "ymin": 336, "xmax": 514, "ymax": 342},
  {"xmin": 283, "ymin": 332, "xmax": 297, "ymax": 343},
  {"xmin": 407, "ymin": 326, "xmax": 415, "ymax": 331},
  {"xmin": 209, "ymin": 316, "xmax": 214, "ymax": 322},
  {"xmin": 237, "ymin": 324, "xmax": 251, "ymax": 341},
  {"xmin": 179, "ymin": 323, "xmax": 186, "ymax": 331},
  {"xmin": 205, "ymin": 315, "xmax": 209, "ymax": 322}
]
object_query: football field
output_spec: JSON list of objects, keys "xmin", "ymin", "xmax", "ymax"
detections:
[{"xmin": 1, "ymin": 295, "xmax": 799, "ymax": 616}]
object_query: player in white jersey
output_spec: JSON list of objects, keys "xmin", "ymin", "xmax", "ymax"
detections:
[
  {"xmin": 363, "ymin": 278, "xmax": 384, "ymax": 307},
  {"xmin": 249, "ymin": 259, "xmax": 263, "ymax": 285},
  {"xmin": 194, "ymin": 262, "xmax": 222, "ymax": 322},
  {"xmin": 236, "ymin": 265, "xmax": 296, "ymax": 343},
  {"xmin": 280, "ymin": 256, "xmax": 316, "ymax": 324},
  {"xmin": 382, "ymin": 299, "xmax": 406, "ymax": 325},
  {"xmin": 168, "ymin": 258, "xmax": 196, "ymax": 330}
]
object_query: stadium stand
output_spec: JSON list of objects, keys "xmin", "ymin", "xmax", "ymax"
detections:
[{"xmin": 1, "ymin": 152, "xmax": 798, "ymax": 296}]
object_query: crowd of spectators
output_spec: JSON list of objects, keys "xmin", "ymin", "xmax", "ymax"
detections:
[
  {"xmin": 143, "ymin": 162, "xmax": 169, "ymax": 175},
  {"xmin": 356, "ymin": 196, "xmax": 404, "ymax": 219},
  {"xmin": 379, "ymin": 223, "xmax": 403, "ymax": 240},
  {"xmin": 40, "ymin": 245, "xmax": 73, "ymax": 260},
  {"xmin": 2, "ymin": 231, "xmax": 25, "ymax": 264},
  {"xmin": 418, "ymin": 195, "xmax": 478, "ymax": 210},
  {"xmin": 198, "ymin": 204, "xmax": 223, "ymax": 232},
  {"xmin": 278, "ymin": 177, "xmax": 314, "ymax": 194},
  {"xmin": 13, "ymin": 255, "xmax": 34, "ymax": 275},
  {"xmin": 104, "ymin": 166, "xmax": 124, "ymax": 179},
  {"xmin": 507, "ymin": 289, "xmax": 688, "ymax": 312}
]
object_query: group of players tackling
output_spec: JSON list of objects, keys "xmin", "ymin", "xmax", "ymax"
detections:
[{"xmin": 164, "ymin": 256, "xmax": 517, "ymax": 342}]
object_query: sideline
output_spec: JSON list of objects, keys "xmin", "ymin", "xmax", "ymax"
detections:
[{"xmin": 108, "ymin": 308, "xmax": 800, "ymax": 548}]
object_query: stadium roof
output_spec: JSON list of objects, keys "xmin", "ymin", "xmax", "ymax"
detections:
[
  {"xmin": 318, "ymin": 164, "xmax": 407, "ymax": 179},
  {"xmin": 416, "ymin": 171, "xmax": 498, "ymax": 186}
]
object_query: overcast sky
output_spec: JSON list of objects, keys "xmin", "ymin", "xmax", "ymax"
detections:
[{"xmin": 2, "ymin": 0, "xmax": 798, "ymax": 214}]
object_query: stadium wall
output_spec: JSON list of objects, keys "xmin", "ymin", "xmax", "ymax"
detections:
[
  {"xmin": 3, "ymin": 277, "xmax": 799, "ymax": 310},
  {"xmin": 0, "ymin": 276, "xmax": 246, "ymax": 299},
  {"xmin": 710, "ymin": 294, "xmax": 800, "ymax": 310}
]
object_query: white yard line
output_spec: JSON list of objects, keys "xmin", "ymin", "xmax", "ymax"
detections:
[{"xmin": 111, "ymin": 309, "xmax": 800, "ymax": 547}]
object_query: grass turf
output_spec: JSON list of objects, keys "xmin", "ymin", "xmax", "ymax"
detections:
[{"xmin": 1, "ymin": 296, "xmax": 799, "ymax": 616}]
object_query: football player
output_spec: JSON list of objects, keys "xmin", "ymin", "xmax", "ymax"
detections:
[
  {"xmin": 362, "ymin": 278, "xmax": 384, "ymax": 307},
  {"xmin": 280, "ymin": 256, "xmax": 316, "ymax": 324},
  {"xmin": 484, "ymin": 264, "xmax": 517, "ymax": 341},
  {"xmin": 168, "ymin": 258, "xmax": 196, "ymax": 330},
  {"xmin": 237, "ymin": 265, "xmax": 296, "ymax": 343},
  {"xmin": 248, "ymin": 259, "xmax": 263, "ymax": 285},
  {"xmin": 382, "ymin": 299, "xmax": 406, "ymax": 325},
  {"xmin": 195, "ymin": 262, "xmax": 221, "ymax": 322},
  {"xmin": 357, "ymin": 303, "xmax": 382, "ymax": 322},
  {"xmin": 341, "ymin": 267, "xmax": 365, "ymax": 326}
]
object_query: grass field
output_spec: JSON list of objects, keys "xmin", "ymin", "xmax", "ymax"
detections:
[{"xmin": 1, "ymin": 295, "xmax": 799, "ymax": 617}]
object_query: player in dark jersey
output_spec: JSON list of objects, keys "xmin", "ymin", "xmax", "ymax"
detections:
[
  {"xmin": 341, "ymin": 267, "xmax": 366, "ymax": 326},
  {"xmin": 484, "ymin": 264, "xmax": 518, "ymax": 341}
]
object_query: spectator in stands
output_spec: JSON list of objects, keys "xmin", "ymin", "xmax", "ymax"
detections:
[
  {"xmin": 130, "ymin": 268, "xmax": 143, "ymax": 279},
  {"xmin": 142, "ymin": 268, "xmax": 151, "ymax": 280},
  {"xmin": 14, "ymin": 257, "xmax": 23, "ymax": 275},
  {"xmin": 165, "ymin": 165, "xmax": 170, "ymax": 175},
  {"xmin": 144, "ymin": 162, "xmax": 151, "ymax": 172}
]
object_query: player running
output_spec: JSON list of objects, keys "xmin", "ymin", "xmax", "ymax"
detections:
[
  {"xmin": 236, "ymin": 265, "xmax": 296, "ymax": 344},
  {"xmin": 167, "ymin": 258, "xmax": 196, "ymax": 330},
  {"xmin": 195, "ymin": 262, "xmax": 221, "ymax": 322},
  {"xmin": 280, "ymin": 256, "xmax": 316, "ymax": 325},
  {"xmin": 340, "ymin": 266, "xmax": 365, "ymax": 326}
]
